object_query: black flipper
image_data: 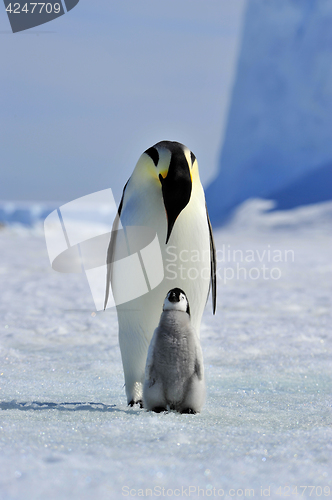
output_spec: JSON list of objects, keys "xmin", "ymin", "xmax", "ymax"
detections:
[
  {"xmin": 206, "ymin": 203, "xmax": 217, "ymax": 314},
  {"xmin": 194, "ymin": 356, "xmax": 203, "ymax": 381}
]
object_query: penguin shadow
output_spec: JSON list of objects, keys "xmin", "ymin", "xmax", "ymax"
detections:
[{"xmin": 0, "ymin": 400, "xmax": 138, "ymax": 414}]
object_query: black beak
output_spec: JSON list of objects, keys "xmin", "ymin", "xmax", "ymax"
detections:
[
  {"xmin": 159, "ymin": 150, "xmax": 192, "ymax": 244},
  {"xmin": 168, "ymin": 291, "xmax": 179, "ymax": 303}
]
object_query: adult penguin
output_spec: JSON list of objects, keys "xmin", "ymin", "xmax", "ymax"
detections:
[{"xmin": 105, "ymin": 141, "xmax": 216, "ymax": 406}]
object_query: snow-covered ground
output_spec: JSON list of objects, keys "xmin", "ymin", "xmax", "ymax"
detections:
[{"xmin": 0, "ymin": 201, "xmax": 331, "ymax": 499}]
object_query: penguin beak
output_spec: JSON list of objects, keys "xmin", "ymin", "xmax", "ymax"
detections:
[
  {"xmin": 168, "ymin": 291, "xmax": 178, "ymax": 303},
  {"xmin": 159, "ymin": 153, "xmax": 192, "ymax": 244}
]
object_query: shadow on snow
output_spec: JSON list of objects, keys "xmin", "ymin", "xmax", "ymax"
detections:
[{"xmin": 0, "ymin": 400, "xmax": 135, "ymax": 413}]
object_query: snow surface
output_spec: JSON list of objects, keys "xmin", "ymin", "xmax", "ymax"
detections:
[{"xmin": 0, "ymin": 201, "xmax": 331, "ymax": 499}]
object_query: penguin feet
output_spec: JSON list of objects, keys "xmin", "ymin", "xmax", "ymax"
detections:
[
  {"xmin": 128, "ymin": 399, "xmax": 143, "ymax": 408},
  {"xmin": 151, "ymin": 406, "xmax": 167, "ymax": 413},
  {"xmin": 181, "ymin": 408, "xmax": 197, "ymax": 414}
]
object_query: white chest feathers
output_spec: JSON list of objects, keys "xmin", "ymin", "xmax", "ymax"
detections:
[{"xmin": 143, "ymin": 289, "xmax": 205, "ymax": 414}]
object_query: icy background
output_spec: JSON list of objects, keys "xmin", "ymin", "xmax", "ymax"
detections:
[
  {"xmin": 206, "ymin": 0, "xmax": 332, "ymax": 222},
  {"xmin": 0, "ymin": 201, "xmax": 331, "ymax": 499}
]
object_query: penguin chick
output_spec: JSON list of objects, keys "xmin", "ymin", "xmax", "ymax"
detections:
[{"xmin": 143, "ymin": 288, "xmax": 205, "ymax": 414}]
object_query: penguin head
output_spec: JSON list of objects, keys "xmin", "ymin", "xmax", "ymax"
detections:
[
  {"xmin": 163, "ymin": 288, "xmax": 190, "ymax": 316},
  {"xmin": 135, "ymin": 141, "xmax": 198, "ymax": 244}
]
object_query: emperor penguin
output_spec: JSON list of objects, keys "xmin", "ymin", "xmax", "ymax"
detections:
[
  {"xmin": 143, "ymin": 288, "xmax": 205, "ymax": 414},
  {"xmin": 105, "ymin": 141, "xmax": 216, "ymax": 406}
]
